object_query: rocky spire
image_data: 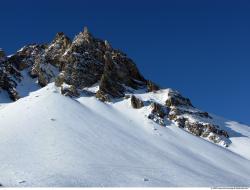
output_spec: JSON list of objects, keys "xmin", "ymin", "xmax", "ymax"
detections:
[
  {"xmin": 104, "ymin": 40, "xmax": 112, "ymax": 50},
  {"xmin": 83, "ymin": 26, "xmax": 89, "ymax": 34},
  {"xmin": 82, "ymin": 26, "xmax": 93, "ymax": 42}
]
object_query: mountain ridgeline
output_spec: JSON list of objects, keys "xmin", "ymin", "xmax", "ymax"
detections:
[{"xmin": 0, "ymin": 27, "xmax": 230, "ymax": 146}]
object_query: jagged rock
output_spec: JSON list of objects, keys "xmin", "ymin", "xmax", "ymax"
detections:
[
  {"xmin": 175, "ymin": 117, "xmax": 187, "ymax": 128},
  {"xmin": 8, "ymin": 44, "xmax": 46, "ymax": 70},
  {"xmin": 180, "ymin": 121, "xmax": 229, "ymax": 144},
  {"xmin": 147, "ymin": 80, "xmax": 160, "ymax": 92},
  {"xmin": 62, "ymin": 29, "xmax": 105, "ymax": 88},
  {"xmin": 151, "ymin": 102, "xmax": 169, "ymax": 118},
  {"xmin": 168, "ymin": 106, "xmax": 212, "ymax": 120},
  {"xmin": 197, "ymin": 111, "xmax": 212, "ymax": 119},
  {"xmin": 55, "ymin": 72, "xmax": 65, "ymax": 87},
  {"xmin": 82, "ymin": 26, "xmax": 93, "ymax": 44},
  {"xmin": 166, "ymin": 90, "xmax": 193, "ymax": 107},
  {"xmin": 3, "ymin": 27, "xmax": 148, "ymax": 101},
  {"xmin": 168, "ymin": 107, "xmax": 182, "ymax": 121},
  {"xmin": 165, "ymin": 93, "xmax": 229, "ymax": 145},
  {"xmin": 8, "ymin": 88, "xmax": 20, "ymax": 101},
  {"xmin": 111, "ymin": 51, "xmax": 146, "ymax": 89},
  {"xmin": 97, "ymin": 53, "xmax": 125, "ymax": 99},
  {"xmin": 96, "ymin": 90, "xmax": 110, "ymax": 102},
  {"xmin": 185, "ymin": 122, "xmax": 204, "ymax": 136},
  {"xmin": 0, "ymin": 52, "xmax": 21, "ymax": 100},
  {"xmin": 61, "ymin": 84, "xmax": 79, "ymax": 97},
  {"xmin": 45, "ymin": 32, "xmax": 71, "ymax": 69},
  {"xmin": 96, "ymin": 49, "xmax": 146, "ymax": 100},
  {"xmin": 203, "ymin": 123, "xmax": 229, "ymax": 138},
  {"xmin": 130, "ymin": 95, "xmax": 144, "ymax": 109},
  {"xmin": 148, "ymin": 102, "xmax": 170, "ymax": 126},
  {"xmin": 38, "ymin": 72, "xmax": 48, "ymax": 87},
  {"xmin": 104, "ymin": 40, "xmax": 112, "ymax": 50}
]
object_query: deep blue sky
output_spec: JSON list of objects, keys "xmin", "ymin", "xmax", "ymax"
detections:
[{"xmin": 1, "ymin": 0, "xmax": 249, "ymax": 124}]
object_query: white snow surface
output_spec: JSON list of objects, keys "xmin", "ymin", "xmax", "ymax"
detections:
[{"xmin": 0, "ymin": 83, "xmax": 249, "ymax": 187}]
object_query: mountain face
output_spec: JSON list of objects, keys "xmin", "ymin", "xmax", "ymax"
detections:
[
  {"xmin": 0, "ymin": 27, "xmax": 250, "ymax": 187},
  {"xmin": 0, "ymin": 27, "xmax": 230, "ymax": 146}
]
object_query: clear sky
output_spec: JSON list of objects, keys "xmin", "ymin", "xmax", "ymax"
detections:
[{"xmin": 1, "ymin": 0, "xmax": 249, "ymax": 124}]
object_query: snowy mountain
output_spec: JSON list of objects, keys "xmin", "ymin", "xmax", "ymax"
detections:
[{"xmin": 0, "ymin": 27, "xmax": 250, "ymax": 187}]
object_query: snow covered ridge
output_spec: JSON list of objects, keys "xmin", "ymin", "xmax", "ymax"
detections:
[
  {"xmin": 81, "ymin": 84, "xmax": 231, "ymax": 147},
  {"xmin": 0, "ymin": 26, "xmax": 242, "ymax": 147},
  {"xmin": 0, "ymin": 83, "xmax": 250, "ymax": 187}
]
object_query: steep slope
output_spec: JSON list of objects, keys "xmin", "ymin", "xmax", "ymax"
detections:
[
  {"xmin": 0, "ymin": 27, "xmax": 233, "ymax": 146},
  {"xmin": 0, "ymin": 84, "xmax": 249, "ymax": 187}
]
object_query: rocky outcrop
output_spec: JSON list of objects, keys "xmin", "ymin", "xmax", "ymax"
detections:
[
  {"xmin": 45, "ymin": 32, "xmax": 71, "ymax": 68},
  {"xmin": 169, "ymin": 110, "xmax": 228, "ymax": 145},
  {"xmin": 148, "ymin": 102, "xmax": 170, "ymax": 126},
  {"xmin": 168, "ymin": 107, "xmax": 212, "ymax": 120},
  {"xmin": 1, "ymin": 27, "xmax": 149, "ymax": 101},
  {"xmin": 166, "ymin": 90, "xmax": 193, "ymax": 107},
  {"xmin": 185, "ymin": 122, "xmax": 229, "ymax": 146},
  {"xmin": 62, "ymin": 28, "xmax": 105, "ymax": 89},
  {"xmin": 130, "ymin": 95, "xmax": 144, "ymax": 109},
  {"xmin": 144, "ymin": 89, "xmax": 229, "ymax": 146},
  {"xmin": 0, "ymin": 49, "xmax": 21, "ymax": 100},
  {"xmin": 147, "ymin": 80, "xmax": 160, "ymax": 92},
  {"xmin": 61, "ymin": 84, "xmax": 79, "ymax": 97},
  {"xmin": 8, "ymin": 44, "xmax": 46, "ymax": 71}
]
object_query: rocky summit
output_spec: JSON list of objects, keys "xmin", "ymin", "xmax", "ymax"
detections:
[{"xmin": 0, "ymin": 27, "xmax": 230, "ymax": 146}]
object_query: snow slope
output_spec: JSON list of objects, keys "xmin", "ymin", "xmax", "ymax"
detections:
[{"xmin": 0, "ymin": 84, "xmax": 249, "ymax": 187}]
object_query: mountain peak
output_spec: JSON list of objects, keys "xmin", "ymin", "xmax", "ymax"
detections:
[
  {"xmin": 0, "ymin": 27, "xmax": 236, "ymax": 147},
  {"xmin": 83, "ymin": 26, "xmax": 90, "ymax": 35}
]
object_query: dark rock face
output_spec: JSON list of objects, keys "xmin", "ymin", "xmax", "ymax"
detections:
[
  {"xmin": 0, "ymin": 50, "xmax": 21, "ymax": 101},
  {"xmin": 166, "ymin": 90, "xmax": 193, "ymax": 107},
  {"xmin": 96, "ymin": 50, "xmax": 146, "ymax": 100},
  {"xmin": 8, "ymin": 44, "xmax": 46, "ymax": 71},
  {"xmin": 151, "ymin": 102, "xmax": 169, "ymax": 118},
  {"xmin": 148, "ymin": 102, "xmax": 170, "ymax": 126},
  {"xmin": 130, "ymin": 95, "xmax": 144, "ymax": 109},
  {"xmin": 45, "ymin": 32, "xmax": 71, "ymax": 69},
  {"xmin": 2, "ymin": 27, "xmax": 147, "ymax": 100},
  {"xmin": 174, "ymin": 117, "xmax": 187, "ymax": 128},
  {"xmin": 62, "ymin": 29, "xmax": 105, "ymax": 89},
  {"xmin": 147, "ymin": 80, "xmax": 160, "ymax": 92},
  {"xmin": 97, "ymin": 54, "xmax": 125, "ymax": 100}
]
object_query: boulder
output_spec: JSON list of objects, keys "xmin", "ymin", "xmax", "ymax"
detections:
[
  {"xmin": 96, "ymin": 90, "xmax": 110, "ymax": 102},
  {"xmin": 61, "ymin": 85, "xmax": 79, "ymax": 97},
  {"xmin": 166, "ymin": 90, "xmax": 193, "ymax": 107},
  {"xmin": 130, "ymin": 95, "xmax": 144, "ymax": 109}
]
